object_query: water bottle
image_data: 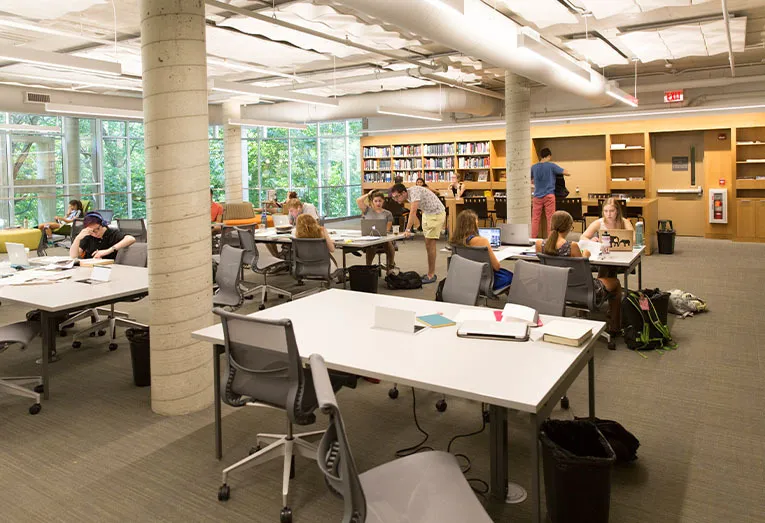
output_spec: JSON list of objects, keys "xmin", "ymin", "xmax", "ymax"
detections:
[
  {"xmin": 635, "ymin": 222, "xmax": 644, "ymax": 247},
  {"xmin": 575, "ymin": 185, "xmax": 580, "ymax": 195},
  {"xmin": 260, "ymin": 209, "xmax": 268, "ymax": 230},
  {"xmin": 23, "ymin": 218, "xmax": 29, "ymax": 229},
  {"xmin": 601, "ymin": 230, "xmax": 610, "ymax": 255}
]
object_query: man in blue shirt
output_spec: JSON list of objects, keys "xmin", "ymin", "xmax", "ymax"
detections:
[{"xmin": 531, "ymin": 148, "xmax": 571, "ymax": 237}]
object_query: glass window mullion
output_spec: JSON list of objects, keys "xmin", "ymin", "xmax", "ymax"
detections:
[{"xmin": 95, "ymin": 119, "xmax": 105, "ymax": 209}]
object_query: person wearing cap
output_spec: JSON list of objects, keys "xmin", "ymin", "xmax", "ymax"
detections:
[{"xmin": 70, "ymin": 212, "xmax": 136, "ymax": 260}]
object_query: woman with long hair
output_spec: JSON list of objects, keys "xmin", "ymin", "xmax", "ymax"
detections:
[
  {"xmin": 581, "ymin": 197, "xmax": 634, "ymax": 279},
  {"xmin": 294, "ymin": 214, "xmax": 339, "ymax": 276},
  {"xmin": 536, "ymin": 210, "xmax": 622, "ymax": 333},
  {"xmin": 450, "ymin": 209, "xmax": 513, "ymax": 290},
  {"xmin": 38, "ymin": 199, "xmax": 83, "ymax": 240},
  {"xmin": 355, "ymin": 189, "xmax": 395, "ymax": 271}
]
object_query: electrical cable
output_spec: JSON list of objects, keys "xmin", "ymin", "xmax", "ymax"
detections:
[{"xmin": 394, "ymin": 388, "xmax": 434, "ymax": 457}]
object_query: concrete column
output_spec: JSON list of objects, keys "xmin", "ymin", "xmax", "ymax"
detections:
[
  {"xmin": 504, "ymin": 72, "xmax": 531, "ymax": 225},
  {"xmin": 222, "ymin": 101, "xmax": 243, "ymax": 203},
  {"xmin": 141, "ymin": 0, "xmax": 213, "ymax": 416},
  {"xmin": 64, "ymin": 117, "xmax": 82, "ymax": 188},
  {"xmin": 36, "ymin": 137, "xmax": 57, "ymax": 221}
]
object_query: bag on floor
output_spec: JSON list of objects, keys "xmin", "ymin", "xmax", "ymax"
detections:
[
  {"xmin": 576, "ymin": 417, "xmax": 640, "ymax": 463},
  {"xmin": 435, "ymin": 278, "xmax": 447, "ymax": 301},
  {"xmin": 667, "ymin": 289, "xmax": 708, "ymax": 317},
  {"xmin": 384, "ymin": 270, "xmax": 422, "ymax": 290},
  {"xmin": 621, "ymin": 289, "xmax": 675, "ymax": 351}
]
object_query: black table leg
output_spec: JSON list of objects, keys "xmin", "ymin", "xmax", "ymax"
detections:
[
  {"xmin": 489, "ymin": 404, "xmax": 509, "ymax": 502},
  {"xmin": 214, "ymin": 343, "xmax": 222, "ymax": 460},
  {"xmin": 39, "ymin": 311, "xmax": 57, "ymax": 400}
]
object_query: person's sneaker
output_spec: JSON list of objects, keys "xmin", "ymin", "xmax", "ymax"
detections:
[{"xmin": 421, "ymin": 274, "xmax": 437, "ymax": 284}]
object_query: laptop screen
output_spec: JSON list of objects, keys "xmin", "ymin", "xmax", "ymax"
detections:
[{"xmin": 478, "ymin": 228, "xmax": 501, "ymax": 248}]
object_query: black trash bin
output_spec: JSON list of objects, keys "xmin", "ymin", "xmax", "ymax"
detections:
[
  {"xmin": 540, "ymin": 419, "xmax": 616, "ymax": 523},
  {"xmin": 348, "ymin": 265, "xmax": 379, "ymax": 293},
  {"xmin": 657, "ymin": 220, "xmax": 676, "ymax": 254},
  {"xmin": 126, "ymin": 327, "xmax": 151, "ymax": 387}
]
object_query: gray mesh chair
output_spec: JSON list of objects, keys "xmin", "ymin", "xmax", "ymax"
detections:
[
  {"xmin": 506, "ymin": 260, "xmax": 570, "ymax": 316},
  {"xmin": 91, "ymin": 209, "xmax": 115, "ymax": 223},
  {"xmin": 451, "ymin": 244, "xmax": 511, "ymax": 304},
  {"xmin": 310, "ymin": 353, "xmax": 492, "ymax": 523},
  {"xmin": 292, "ymin": 237, "xmax": 335, "ymax": 299},
  {"xmin": 213, "ymin": 245, "xmax": 245, "ymax": 310},
  {"xmin": 70, "ymin": 243, "xmax": 148, "ymax": 351},
  {"xmin": 0, "ymin": 321, "xmax": 43, "ymax": 415},
  {"xmin": 442, "ymin": 254, "xmax": 486, "ymax": 306},
  {"xmin": 237, "ymin": 227, "xmax": 291, "ymax": 310},
  {"xmin": 213, "ymin": 309, "xmax": 324, "ymax": 523},
  {"xmin": 53, "ymin": 217, "xmax": 85, "ymax": 249},
  {"xmin": 116, "ymin": 218, "xmax": 147, "ymax": 242}
]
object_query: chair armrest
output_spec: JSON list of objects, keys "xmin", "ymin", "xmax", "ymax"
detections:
[{"xmin": 309, "ymin": 354, "xmax": 337, "ymax": 412}]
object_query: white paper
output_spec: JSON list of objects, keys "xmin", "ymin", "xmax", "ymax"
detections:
[
  {"xmin": 454, "ymin": 309, "xmax": 498, "ymax": 323},
  {"xmin": 502, "ymin": 303, "xmax": 538, "ymax": 325},
  {"xmin": 578, "ymin": 238, "xmax": 601, "ymax": 257}
]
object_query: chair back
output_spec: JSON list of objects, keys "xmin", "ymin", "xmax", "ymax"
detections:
[
  {"xmin": 236, "ymin": 226, "xmax": 259, "ymax": 267},
  {"xmin": 222, "ymin": 201, "xmax": 255, "ymax": 221},
  {"xmin": 219, "ymin": 225, "xmax": 241, "ymax": 249},
  {"xmin": 213, "ymin": 245, "xmax": 245, "ymax": 308},
  {"xmin": 493, "ymin": 195, "xmax": 507, "ymax": 220},
  {"xmin": 292, "ymin": 238, "xmax": 332, "ymax": 282},
  {"xmin": 116, "ymin": 218, "xmax": 147, "ymax": 242},
  {"xmin": 537, "ymin": 254, "xmax": 596, "ymax": 310},
  {"xmin": 215, "ymin": 309, "xmax": 316, "ymax": 425},
  {"xmin": 383, "ymin": 196, "xmax": 409, "ymax": 227},
  {"xmin": 442, "ymin": 255, "xmax": 486, "ymax": 306},
  {"xmin": 0, "ymin": 320, "xmax": 41, "ymax": 354},
  {"xmin": 91, "ymin": 209, "xmax": 115, "ymax": 223},
  {"xmin": 506, "ymin": 260, "xmax": 569, "ymax": 316},
  {"xmin": 451, "ymin": 244, "xmax": 494, "ymax": 297},
  {"xmin": 556, "ymin": 198, "xmax": 583, "ymax": 221},
  {"xmin": 310, "ymin": 354, "xmax": 367, "ymax": 523},
  {"xmin": 115, "ymin": 242, "xmax": 148, "ymax": 268},
  {"xmin": 462, "ymin": 196, "xmax": 489, "ymax": 220},
  {"xmin": 70, "ymin": 218, "xmax": 85, "ymax": 241}
]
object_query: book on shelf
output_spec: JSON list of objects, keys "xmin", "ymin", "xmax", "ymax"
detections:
[
  {"xmin": 457, "ymin": 141, "xmax": 489, "ymax": 155},
  {"xmin": 541, "ymin": 320, "xmax": 593, "ymax": 347},
  {"xmin": 477, "ymin": 172, "xmax": 489, "ymax": 182}
]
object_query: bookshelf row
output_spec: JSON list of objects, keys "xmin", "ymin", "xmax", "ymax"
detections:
[{"xmin": 736, "ymin": 126, "xmax": 765, "ymax": 193}]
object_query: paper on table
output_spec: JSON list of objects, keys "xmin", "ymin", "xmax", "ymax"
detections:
[
  {"xmin": 454, "ymin": 309, "xmax": 499, "ymax": 323},
  {"xmin": 578, "ymin": 238, "xmax": 601, "ymax": 257}
]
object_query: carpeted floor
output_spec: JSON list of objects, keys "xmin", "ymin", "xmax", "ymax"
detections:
[{"xmin": 0, "ymin": 229, "xmax": 763, "ymax": 523}]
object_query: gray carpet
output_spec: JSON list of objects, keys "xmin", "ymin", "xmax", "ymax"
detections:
[{"xmin": 1, "ymin": 231, "xmax": 763, "ymax": 523}]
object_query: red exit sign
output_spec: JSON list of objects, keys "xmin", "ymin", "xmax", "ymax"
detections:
[{"xmin": 664, "ymin": 90, "xmax": 684, "ymax": 103}]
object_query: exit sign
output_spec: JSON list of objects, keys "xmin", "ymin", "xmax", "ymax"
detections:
[{"xmin": 664, "ymin": 90, "xmax": 684, "ymax": 103}]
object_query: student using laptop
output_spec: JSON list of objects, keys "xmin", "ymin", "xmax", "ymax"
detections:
[
  {"xmin": 284, "ymin": 197, "xmax": 319, "ymax": 226},
  {"xmin": 580, "ymin": 197, "xmax": 634, "ymax": 279},
  {"xmin": 38, "ymin": 199, "xmax": 83, "ymax": 242},
  {"xmin": 451, "ymin": 210, "xmax": 513, "ymax": 291},
  {"xmin": 355, "ymin": 190, "xmax": 395, "ymax": 271},
  {"xmin": 70, "ymin": 212, "xmax": 136, "ymax": 260}
]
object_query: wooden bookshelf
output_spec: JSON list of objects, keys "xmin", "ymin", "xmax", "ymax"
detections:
[{"xmin": 607, "ymin": 133, "xmax": 649, "ymax": 197}]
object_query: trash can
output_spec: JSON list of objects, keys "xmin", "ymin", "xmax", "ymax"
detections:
[
  {"xmin": 126, "ymin": 327, "xmax": 151, "ymax": 387},
  {"xmin": 540, "ymin": 419, "xmax": 616, "ymax": 523},
  {"xmin": 657, "ymin": 220, "xmax": 676, "ymax": 254},
  {"xmin": 348, "ymin": 265, "xmax": 379, "ymax": 293}
]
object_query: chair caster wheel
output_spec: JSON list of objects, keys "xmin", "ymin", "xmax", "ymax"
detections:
[
  {"xmin": 561, "ymin": 396, "xmax": 570, "ymax": 410},
  {"xmin": 259, "ymin": 304, "xmax": 265, "ymax": 310},
  {"xmin": 89, "ymin": 332, "xmax": 97, "ymax": 337},
  {"xmin": 34, "ymin": 384, "xmax": 44, "ymax": 394},
  {"xmin": 29, "ymin": 403, "xmax": 41, "ymax": 415},
  {"xmin": 249, "ymin": 445, "xmax": 262, "ymax": 455},
  {"xmin": 217, "ymin": 484, "xmax": 230, "ymax": 501},
  {"xmin": 108, "ymin": 343, "xmax": 118, "ymax": 351},
  {"xmin": 388, "ymin": 387, "xmax": 399, "ymax": 399},
  {"xmin": 436, "ymin": 399, "xmax": 447, "ymax": 413},
  {"xmin": 97, "ymin": 330, "xmax": 106, "ymax": 337},
  {"xmin": 280, "ymin": 507, "xmax": 293, "ymax": 523},
  {"xmin": 72, "ymin": 341, "xmax": 82, "ymax": 349},
  {"xmin": 608, "ymin": 340, "xmax": 616, "ymax": 350}
]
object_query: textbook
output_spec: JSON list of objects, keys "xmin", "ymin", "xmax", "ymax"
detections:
[
  {"xmin": 79, "ymin": 258, "xmax": 115, "ymax": 266},
  {"xmin": 502, "ymin": 303, "xmax": 540, "ymax": 326},
  {"xmin": 416, "ymin": 314, "xmax": 456, "ymax": 328},
  {"xmin": 541, "ymin": 320, "xmax": 594, "ymax": 347}
]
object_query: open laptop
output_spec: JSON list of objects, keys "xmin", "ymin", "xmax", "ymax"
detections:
[
  {"xmin": 478, "ymin": 227, "xmax": 502, "ymax": 250},
  {"xmin": 272, "ymin": 214, "xmax": 290, "ymax": 227},
  {"xmin": 6, "ymin": 242, "xmax": 32, "ymax": 268},
  {"xmin": 361, "ymin": 219, "xmax": 388, "ymax": 237},
  {"xmin": 499, "ymin": 223, "xmax": 533, "ymax": 246}
]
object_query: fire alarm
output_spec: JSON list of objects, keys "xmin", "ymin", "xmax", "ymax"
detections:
[
  {"xmin": 718, "ymin": 133, "xmax": 727, "ymax": 141},
  {"xmin": 719, "ymin": 179, "xmax": 726, "ymax": 186}
]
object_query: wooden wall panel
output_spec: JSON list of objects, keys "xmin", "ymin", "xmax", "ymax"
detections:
[
  {"xmin": 532, "ymin": 136, "xmax": 607, "ymax": 199},
  {"xmin": 704, "ymin": 129, "xmax": 734, "ymax": 238}
]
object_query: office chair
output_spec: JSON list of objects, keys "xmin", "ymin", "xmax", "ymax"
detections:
[
  {"xmin": 291, "ymin": 238, "xmax": 336, "ymax": 299},
  {"xmin": 53, "ymin": 217, "xmax": 85, "ymax": 250},
  {"xmin": 213, "ymin": 245, "xmax": 246, "ymax": 310},
  {"xmin": 213, "ymin": 310, "xmax": 357, "ymax": 523},
  {"xmin": 70, "ymin": 243, "xmax": 148, "ymax": 351},
  {"xmin": 538, "ymin": 254, "xmax": 616, "ymax": 350},
  {"xmin": 462, "ymin": 196, "xmax": 493, "ymax": 226},
  {"xmin": 584, "ymin": 193, "xmax": 611, "ymax": 221},
  {"xmin": 556, "ymin": 198, "xmax": 586, "ymax": 232},
  {"xmin": 493, "ymin": 195, "xmax": 507, "ymax": 224},
  {"xmin": 237, "ymin": 228, "xmax": 292, "ymax": 310},
  {"xmin": 91, "ymin": 209, "xmax": 115, "ymax": 223},
  {"xmin": 0, "ymin": 320, "xmax": 43, "ymax": 414},
  {"xmin": 310, "ymin": 353, "xmax": 492, "ymax": 523},
  {"xmin": 451, "ymin": 245, "xmax": 511, "ymax": 304},
  {"xmin": 116, "ymin": 218, "xmax": 147, "ymax": 242},
  {"xmin": 383, "ymin": 197, "xmax": 410, "ymax": 229}
]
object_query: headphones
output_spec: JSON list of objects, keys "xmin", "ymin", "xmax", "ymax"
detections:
[{"xmin": 84, "ymin": 212, "xmax": 109, "ymax": 227}]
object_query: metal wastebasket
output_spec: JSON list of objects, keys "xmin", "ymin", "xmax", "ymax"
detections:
[
  {"xmin": 348, "ymin": 265, "xmax": 379, "ymax": 293},
  {"xmin": 657, "ymin": 220, "xmax": 676, "ymax": 254},
  {"xmin": 126, "ymin": 327, "xmax": 151, "ymax": 387},
  {"xmin": 540, "ymin": 419, "xmax": 616, "ymax": 523}
]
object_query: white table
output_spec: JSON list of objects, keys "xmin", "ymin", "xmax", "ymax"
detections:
[
  {"xmin": 0, "ymin": 264, "xmax": 149, "ymax": 399},
  {"xmin": 192, "ymin": 289, "xmax": 605, "ymax": 523}
]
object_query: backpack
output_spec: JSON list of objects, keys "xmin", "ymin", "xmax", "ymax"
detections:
[
  {"xmin": 384, "ymin": 270, "xmax": 422, "ymax": 290},
  {"xmin": 621, "ymin": 289, "xmax": 676, "ymax": 353},
  {"xmin": 667, "ymin": 289, "xmax": 708, "ymax": 318}
]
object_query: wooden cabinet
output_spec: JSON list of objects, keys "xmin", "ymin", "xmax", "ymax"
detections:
[
  {"xmin": 757, "ymin": 200, "xmax": 765, "ymax": 240},
  {"xmin": 736, "ymin": 199, "xmax": 765, "ymax": 240}
]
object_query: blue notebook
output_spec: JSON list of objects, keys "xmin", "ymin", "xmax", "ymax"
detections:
[{"xmin": 416, "ymin": 314, "xmax": 456, "ymax": 328}]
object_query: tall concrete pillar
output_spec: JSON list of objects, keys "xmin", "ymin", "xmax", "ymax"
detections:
[
  {"xmin": 140, "ymin": 0, "xmax": 213, "ymax": 416},
  {"xmin": 64, "ymin": 117, "xmax": 82, "ymax": 189},
  {"xmin": 504, "ymin": 72, "xmax": 531, "ymax": 225},
  {"xmin": 222, "ymin": 101, "xmax": 243, "ymax": 203}
]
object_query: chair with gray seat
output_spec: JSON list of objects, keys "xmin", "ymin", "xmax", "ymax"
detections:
[
  {"xmin": 237, "ymin": 227, "xmax": 291, "ymax": 310},
  {"xmin": 451, "ymin": 244, "xmax": 511, "ymax": 304},
  {"xmin": 53, "ymin": 217, "xmax": 85, "ymax": 249},
  {"xmin": 310, "ymin": 353, "xmax": 492, "ymax": 523},
  {"xmin": 213, "ymin": 245, "xmax": 245, "ymax": 310},
  {"xmin": 91, "ymin": 209, "xmax": 115, "ymax": 223},
  {"xmin": 116, "ymin": 218, "xmax": 147, "ymax": 242},
  {"xmin": 0, "ymin": 320, "xmax": 43, "ymax": 415},
  {"xmin": 441, "ymin": 254, "xmax": 486, "ymax": 306},
  {"xmin": 292, "ymin": 237, "xmax": 335, "ymax": 299}
]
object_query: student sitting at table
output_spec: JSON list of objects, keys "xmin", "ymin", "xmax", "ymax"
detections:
[
  {"xmin": 294, "ymin": 214, "xmax": 342, "ymax": 280},
  {"xmin": 38, "ymin": 199, "xmax": 83, "ymax": 241},
  {"xmin": 284, "ymin": 197, "xmax": 319, "ymax": 226},
  {"xmin": 355, "ymin": 189, "xmax": 395, "ymax": 272},
  {"xmin": 446, "ymin": 173, "xmax": 466, "ymax": 198},
  {"xmin": 450, "ymin": 209, "xmax": 513, "ymax": 290},
  {"xmin": 536, "ymin": 210, "xmax": 621, "ymax": 333},
  {"xmin": 580, "ymin": 197, "xmax": 634, "ymax": 280},
  {"xmin": 70, "ymin": 212, "xmax": 136, "ymax": 260}
]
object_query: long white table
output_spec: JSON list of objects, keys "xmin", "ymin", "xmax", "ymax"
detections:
[
  {"xmin": 192, "ymin": 289, "xmax": 605, "ymax": 523},
  {"xmin": 0, "ymin": 264, "xmax": 149, "ymax": 399}
]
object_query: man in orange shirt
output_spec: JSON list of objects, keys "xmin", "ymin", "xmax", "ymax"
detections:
[{"xmin": 211, "ymin": 188, "xmax": 223, "ymax": 233}]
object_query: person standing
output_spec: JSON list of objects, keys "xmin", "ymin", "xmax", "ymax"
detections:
[
  {"xmin": 531, "ymin": 148, "xmax": 571, "ymax": 238},
  {"xmin": 389, "ymin": 183, "xmax": 445, "ymax": 284}
]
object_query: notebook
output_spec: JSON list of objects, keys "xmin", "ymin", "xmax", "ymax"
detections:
[
  {"xmin": 416, "ymin": 314, "xmax": 456, "ymax": 328},
  {"xmin": 478, "ymin": 227, "xmax": 502, "ymax": 250},
  {"xmin": 456, "ymin": 320, "xmax": 529, "ymax": 341},
  {"xmin": 502, "ymin": 303, "xmax": 540, "ymax": 326},
  {"xmin": 79, "ymin": 258, "xmax": 115, "ymax": 266},
  {"xmin": 541, "ymin": 320, "xmax": 594, "ymax": 347}
]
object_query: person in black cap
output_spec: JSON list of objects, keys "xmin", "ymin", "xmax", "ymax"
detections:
[{"xmin": 70, "ymin": 212, "xmax": 136, "ymax": 260}]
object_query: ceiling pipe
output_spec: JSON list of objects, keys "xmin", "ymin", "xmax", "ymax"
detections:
[{"xmin": 721, "ymin": 0, "xmax": 736, "ymax": 77}]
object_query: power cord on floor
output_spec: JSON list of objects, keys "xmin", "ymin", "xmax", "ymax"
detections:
[
  {"xmin": 394, "ymin": 388, "xmax": 435, "ymax": 457},
  {"xmin": 446, "ymin": 404, "xmax": 490, "ymax": 496}
]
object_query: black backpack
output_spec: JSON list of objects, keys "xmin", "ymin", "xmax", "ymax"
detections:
[
  {"xmin": 384, "ymin": 270, "xmax": 422, "ymax": 290},
  {"xmin": 621, "ymin": 289, "xmax": 676, "ymax": 352}
]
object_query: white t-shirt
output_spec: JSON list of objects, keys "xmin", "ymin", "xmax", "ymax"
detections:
[{"xmin": 407, "ymin": 186, "xmax": 445, "ymax": 215}]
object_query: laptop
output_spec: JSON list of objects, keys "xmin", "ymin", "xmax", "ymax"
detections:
[
  {"xmin": 499, "ymin": 223, "xmax": 533, "ymax": 246},
  {"xmin": 477, "ymin": 227, "xmax": 502, "ymax": 250},
  {"xmin": 603, "ymin": 229, "xmax": 634, "ymax": 251},
  {"xmin": 272, "ymin": 214, "xmax": 290, "ymax": 227},
  {"xmin": 361, "ymin": 219, "xmax": 388, "ymax": 237},
  {"xmin": 456, "ymin": 320, "xmax": 529, "ymax": 342},
  {"xmin": 6, "ymin": 242, "xmax": 32, "ymax": 268},
  {"xmin": 373, "ymin": 306, "xmax": 426, "ymax": 335},
  {"xmin": 77, "ymin": 265, "xmax": 112, "ymax": 285}
]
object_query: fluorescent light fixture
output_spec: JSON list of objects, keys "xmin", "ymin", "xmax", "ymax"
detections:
[
  {"xmin": 0, "ymin": 124, "xmax": 61, "ymax": 133},
  {"xmin": 228, "ymin": 118, "xmax": 307, "ymax": 130},
  {"xmin": 376, "ymin": 105, "xmax": 443, "ymax": 121},
  {"xmin": 0, "ymin": 44, "xmax": 122, "ymax": 76},
  {"xmin": 605, "ymin": 83, "xmax": 638, "ymax": 108},
  {"xmin": 517, "ymin": 31, "xmax": 593, "ymax": 86},
  {"xmin": 210, "ymin": 79, "xmax": 339, "ymax": 107},
  {"xmin": 45, "ymin": 103, "xmax": 143, "ymax": 120},
  {"xmin": 0, "ymin": 19, "xmax": 116, "ymax": 46},
  {"xmin": 0, "ymin": 72, "xmax": 142, "ymax": 92}
]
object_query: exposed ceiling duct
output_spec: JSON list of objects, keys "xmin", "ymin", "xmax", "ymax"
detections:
[{"xmin": 242, "ymin": 86, "xmax": 502, "ymax": 123}]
